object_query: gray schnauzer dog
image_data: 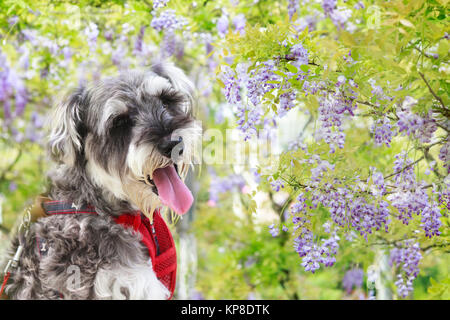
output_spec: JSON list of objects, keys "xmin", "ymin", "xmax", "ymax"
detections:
[{"xmin": 1, "ymin": 62, "xmax": 200, "ymax": 299}]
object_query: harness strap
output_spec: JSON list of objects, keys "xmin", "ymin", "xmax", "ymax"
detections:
[
  {"xmin": 41, "ymin": 201, "xmax": 97, "ymax": 215},
  {"xmin": 39, "ymin": 200, "xmax": 177, "ymax": 299},
  {"xmin": 3, "ymin": 199, "xmax": 177, "ymax": 299}
]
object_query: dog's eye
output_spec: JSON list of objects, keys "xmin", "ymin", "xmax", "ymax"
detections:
[{"xmin": 113, "ymin": 115, "xmax": 133, "ymax": 128}]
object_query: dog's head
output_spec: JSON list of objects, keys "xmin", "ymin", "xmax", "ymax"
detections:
[{"xmin": 48, "ymin": 62, "xmax": 200, "ymax": 216}]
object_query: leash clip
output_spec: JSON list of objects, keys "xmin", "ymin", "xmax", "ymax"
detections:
[
  {"xmin": 4, "ymin": 206, "xmax": 32, "ymax": 276},
  {"xmin": 19, "ymin": 207, "xmax": 32, "ymax": 234},
  {"xmin": 3, "ymin": 245, "xmax": 24, "ymax": 275}
]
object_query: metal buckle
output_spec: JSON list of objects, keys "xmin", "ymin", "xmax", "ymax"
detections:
[
  {"xmin": 3, "ymin": 244, "xmax": 23, "ymax": 275},
  {"xmin": 3, "ymin": 206, "xmax": 32, "ymax": 277}
]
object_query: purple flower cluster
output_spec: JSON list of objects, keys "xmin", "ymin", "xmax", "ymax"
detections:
[
  {"xmin": 270, "ymin": 178, "xmax": 285, "ymax": 192},
  {"xmin": 151, "ymin": 9, "xmax": 187, "ymax": 32},
  {"xmin": 219, "ymin": 41, "xmax": 311, "ymax": 140},
  {"xmin": 0, "ymin": 48, "xmax": 28, "ymax": 127},
  {"xmin": 370, "ymin": 168, "xmax": 386, "ymax": 197},
  {"xmin": 237, "ymin": 104, "xmax": 263, "ymax": 140},
  {"xmin": 322, "ymin": 0, "xmax": 337, "ymax": 16},
  {"xmin": 272, "ymin": 142, "xmax": 440, "ymax": 282},
  {"xmin": 387, "ymin": 161, "xmax": 443, "ymax": 237},
  {"xmin": 232, "ymin": 14, "xmax": 246, "ymax": 34},
  {"xmin": 294, "ymin": 229, "xmax": 340, "ymax": 273},
  {"xmin": 290, "ymin": 193, "xmax": 340, "ymax": 273},
  {"xmin": 268, "ymin": 224, "xmax": 279, "ymax": 237},
  {"xmin": 331, "ymin": 9, "xmax": 353, "ymax": 29},
  {"xmin": 247, "ymin": 60, "xmax": 280, "ymax": 105},
  {"xmin": 294, "ymin": 14, "xmax": 318, "ymax": 32},
  {"xmin": 354, "ymin": 1, "xmax": 365, "ymax": 10},
  {"xmin": 388, "ymin": 188, "xmax": 429, "ymax": 225},
  {"xmin": 314, "ymin": 78, "xmax": 358, "ymax": 153},
  {"xmin": 420, "ymin": 203, "xmax": 442, "ymax": 238},
  {"xmin": 278, "ymin": 89, "xmax": 297, "ymax": 117},
  {"xmin": 397, "ymin": 97, "xmax": 437, "ymax": 143},
  {"xmin": 150, "ymin": 8, "xmax": 187, "ymax": 58},
  {"xmin": 290, "ymin": 43, "xmax": 309, "ymax": 66},
  {"xmin": 309, "ymin": 158, "xmax": 335, "ymax": 184},
  {"xmin": 391, "ymin": 152, "xmax": 417, "ymax": 189},
  {"xmin": 291, "ymin": 192, "xmax": 308, "ymax": 215},
  {"xmin": 322, "ymin": 0, "xmax": 352, "ymax": 29},
  {"xmin": 390, "ymin": 241, "xmax": 422, "ymax": 298},
  {"xmin": 368, "ymin": 79, "xmax": 390, "ymax": 102},
  {"xmin": 314, "ymin": 186, "xmax": 350, "ymax": 227},
  {"xmin": 220, "ymin": 59, "xmax": 285, "ymax": 139},
  {"xmin": 437, "ymin": 184, "xmax": 449, "ymax": 211},
  {"xmin": 342, "ymin": 268, "xmax": 364, "ymax": 294},
  {"xmin": 84, "ymin": 22, "xmax": 99, "ymax": 48},
  {"xmin": 438, "ymin": 140, "xmax": 450, "ymax": 174},
  {"xmin": 316, "ymin": 94, "xmax": 347, "ymax": 153},
  {"xmin": 302, "ymin": 80, "xmax": 324, "ymax": 96},
  {"xmin": 22, "ymin": 29, "xmax": 60, "ymax": 55},
  {"xmin": 133, "ymin": 26, "xmax": 146, "ymax": 56},
  {"xmin": 161, "ymin": 30, "xmax": 184, "ymax": 58},
  {"xmin": 349, "ymin": 198, "xmax": 390, "ymax": 239},
  {"xmin": 371, "ymin": 117, "xmax": 396, "ymax": 147},
  {"xmin": 221, "ymin": 66, "xmax": 242, "ymax": 105},
  {"xmin": 208, "ymin": 171, "xmax": 246, "ymax": 204},
  {"xmin": 288, "ymin": 0, "xmax": 300, "ymax": 20},
  {"xmin": 152, "ymin": 0, "xmax": 169, "ymax": 9},
  {"xmin": 217, "ymin": 14, "xmax": 229, "ymax": 37}
]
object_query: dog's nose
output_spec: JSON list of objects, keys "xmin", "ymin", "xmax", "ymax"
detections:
[{"xmin": 158, "ymin": 136, "xmax": 183, "ymax": 158}]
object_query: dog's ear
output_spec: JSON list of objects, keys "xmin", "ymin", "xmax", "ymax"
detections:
[
  {"xmin": 48, "ymin": 86, "xmax": 87, "ymax": 166},
  {"xmin": 151, "ymin": 61, "xmax": 195, "ymax": 113}
]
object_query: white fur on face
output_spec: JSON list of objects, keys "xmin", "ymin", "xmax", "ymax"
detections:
[
  {"xmin": 48, "ymin": 96, "xmax": 83, "ymax": 166},
  {"xmin": 98, "ymin": 98, "xmax": 128, "ymax": 135},
  {"xmin": 170, "ymin": 121, "xmax": 202, "ymax": 166},
  {"xmin": 126, "ymin": 139, "xmax": 171, "ymax": 181},
  {"xmin": 150, "ymin": 61, "xmax": 195, "ymax": 113},
  {"xmin": 94, "ymin": 260, "xmax": 170, "ymax": 300},
  {"xmin": 142, "ymin": 76, "xmax": 172, "ymax": 96},
  {"xmin": 86, "ymin": 160, "xmax": 128, "ymax": 200}
]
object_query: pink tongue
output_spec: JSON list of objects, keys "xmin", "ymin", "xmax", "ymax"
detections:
[{"xmin": 152, "ymin": 165, "xmax": 193, "ymax": 215}]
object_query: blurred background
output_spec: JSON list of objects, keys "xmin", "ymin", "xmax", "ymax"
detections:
[{"xmin": 0, "ymin": 0, "xmax": 448, "ymax": 300}]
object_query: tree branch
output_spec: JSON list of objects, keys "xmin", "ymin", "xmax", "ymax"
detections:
[
  {"xmin": 418, "ymin": 72, "xmax": 447, "ymax": 111},
  {"xmin": 0, "ymin": 148, "xmax": 23, "ymax": 182},
  {"xmin": 383, "ymin": 156, "xmax": 424, "ymax": 180}
]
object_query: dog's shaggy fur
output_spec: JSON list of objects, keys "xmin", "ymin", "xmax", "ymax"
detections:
[{"xmin": 1, "ymin": 62, "xmax": 200, "ymax": 299}]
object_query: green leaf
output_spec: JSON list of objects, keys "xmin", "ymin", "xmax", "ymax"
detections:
[
  {"xmin": 300, "ymin": 64, "xmax": 309, "ymax": 72},
  {"xmin": 286, "ymin": 63, "xmax": 298, "ymax": 74}
]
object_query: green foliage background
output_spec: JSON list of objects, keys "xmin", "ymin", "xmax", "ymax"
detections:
[{"xmin": 0, "ymin": 0, "xmax": 448, "ymax": 299}]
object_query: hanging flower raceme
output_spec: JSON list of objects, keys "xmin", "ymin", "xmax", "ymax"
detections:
[
  {"xmin": 390, "ymin": 241, "xmax": 422, "ymax": 298},
  {"xmin": 342, "ymin": 268, "xmax": 364, "ymax": 294}
]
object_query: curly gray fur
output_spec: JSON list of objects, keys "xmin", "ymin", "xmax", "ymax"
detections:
[
  {"xmin": 1, "ymin": 62, "xmax": 197, "ymax": 299},
  {"xmin": 5, "ymin": 214, "xmax": 148, "ymax": 299}
]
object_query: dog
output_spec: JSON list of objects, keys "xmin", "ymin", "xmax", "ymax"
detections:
[{"xmin": 1, "ymin": 62, "xmax": 200, "ymax": 299}]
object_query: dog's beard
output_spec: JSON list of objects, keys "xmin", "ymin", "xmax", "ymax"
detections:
[{"xmin": 124, "ymin": 141, "xmax": 193, "ymax": 218}]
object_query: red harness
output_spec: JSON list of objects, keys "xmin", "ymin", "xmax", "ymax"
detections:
[{"xmin": 39, "ymin": 201, "xmax": 177, "ymax": 299}]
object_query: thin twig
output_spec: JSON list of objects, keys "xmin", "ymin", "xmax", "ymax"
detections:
[
  {"xmin": 421, "ymin": 242, "xmax": 450, "ymax": 252},
  {"xmin": 0, "ymin": 148, "xmax": 23, "ymax": 181},
  {"xmin": 142, "ymin": 0, "xmax": 153, "ymax": 9},
  {"xmin": 384, "ymin": 156, "xmax": 424, "ymax": 180},
  {"xmin": 418, "ymin": 72, "xmax": 447, "ymax": 110},
  {"xmin": 413, "ymin": 46, "xmax": 438, "ymax": 60}
]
